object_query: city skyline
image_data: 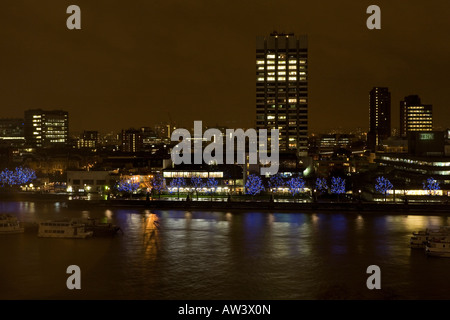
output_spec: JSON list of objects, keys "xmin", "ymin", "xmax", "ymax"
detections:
[
  {"xmin": 1, "ymin": 1, "xmax": 450, "ymax": 133},
  {"xmin": 5, "ymin": 0, "xmax": 450, "ymax": 304}
]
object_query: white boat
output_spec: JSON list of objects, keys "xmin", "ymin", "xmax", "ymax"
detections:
[
  {"xmin": 410, "ymin": 227, "xmax": 450, "ymax": 249},
  {"xmin": 425, "ymin": 240, "xmax": 450, "ymax": 257},
  {"xmin": 0, "ymin": 214, "xmax": 24, "ymax": 234},
  {"xmin": 38, "ymin": 220, "xmax": 93, "ymax": 239}
]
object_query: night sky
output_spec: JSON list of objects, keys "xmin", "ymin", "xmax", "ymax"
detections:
[{"xmin": 1, "ymin": 1, "xmax": 450, "ymax": 134}]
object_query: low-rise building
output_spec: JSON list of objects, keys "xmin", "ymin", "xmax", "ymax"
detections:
[{"xmin": 67, "ymin": 170, "xmax": 119, "ymax": 193}]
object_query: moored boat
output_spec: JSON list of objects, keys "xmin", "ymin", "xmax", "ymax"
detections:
[
  {"xmin": 410, "ymin": 226, "xmax": 450, "ymax": 249},
  {"xmin": 0, "ymin": 214, "xmax": 24, "ymax": 234},
  {"xmin": 84, "ymin": 218, "xmax": 122, "ymax": 237},
  {"xmin": 38, "ymin": 220, "xmax": 93, "ymax": 239},
  {"xmin": 426, "ymin": 239, "xmax": 450, "ymax": 257}
]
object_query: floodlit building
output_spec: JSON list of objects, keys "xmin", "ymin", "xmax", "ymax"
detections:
[{"xmin": 256, "ymin": 31, "xmax": 308, "ymax": 155}]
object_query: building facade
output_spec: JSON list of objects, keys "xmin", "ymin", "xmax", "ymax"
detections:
[
  {"xmin": 24, "ymin": 109, "xmax": 69, "ymax": 148},
  {"xmin": 400, "ymin": 95, "xmax": 433, "ymax": 137},
  {"xmin": 77, "ymin": 131, "xmax": 99, "ymax": 150},
  {"xmin": 256, "ymin": 31, "xmax": 308, "ymax": 155},
  {"xmin": 368, "ymin": 87, "xmax": 391, "ymax": 152},
  {"xmin": 0, "ymin": 118, "xmax": 25, "ymax": 146},
  {"xmin": 121, "ymin": 128, "xmax": 144, "ymax": 153},
  {"xmin": 67, "ymin": 170, "xmax": 118, "ymax": 193}
]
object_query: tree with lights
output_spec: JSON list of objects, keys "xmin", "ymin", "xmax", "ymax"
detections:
[
  {"xmin": 268, "ymin": 173, "xmax": 285, "ymax": 200},
  {"xmin": 375, "ymin": 176, "xmax": 393, "ymax": 202},
  {"xmin": 116, "ymin": 178, "xmax": 140, "ymax": 198},
  {"xmin": 206, "ymin": 177, "xmax": 218, "ymax": 200},
  {"xmin": 169, "ymin": 177, "xmax": 186, "ymax": 199},
  {"xmin": 315, "ymin": 177, "xmax": 328, "ymax": 194},
  {"xmin": 190, "ymin": 176, "xmax": 204, "ymax": 200},
  {"xmin": 286, "ymin": 176, "xmax": 306, "ymax": 202},
  {"xmin": 423, "ymin": 177, "xmax": 440, "ymax": 198},
  {"xmin": 0, "ymin": 167, "xmax": 36, "ymax": 188},
  {"xmin": 331, "ymin": 176, "xmax": 346, "ymax": 201},
  {"xmin": 245, "ymin": 174, "xmax": 265, "ymax": 198},
  {"xmin": 150, "ymin": 173, "xmax": 165, "ymax": 199}
]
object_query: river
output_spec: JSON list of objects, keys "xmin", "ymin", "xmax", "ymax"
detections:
[{"xmin": 1, "ymin": 200, "xmax": 450, "ymax": 300}]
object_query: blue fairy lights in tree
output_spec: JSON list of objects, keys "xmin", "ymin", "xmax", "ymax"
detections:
[
  {"xmin": 423, "ymin": 177, "xmax": 440, "ymax": 196},
  {"xmin": 206, "ymin": 177, "xmax": 218, "ymax": 199},
  {"xmin": 170, "ymin": 177, "xmax": 186, "ymax": 199},
  {"xmin": 268, "ymin": 173, "xmax": 285, "ymax": 192},
  {"xmin": 286, "ymin": 176, "xmax": 306, "ymax": 202},
  {"xmin": 190, "ymin": 176, "xmax": 204, "ymax": 200},
  {"xmin": 375, "ymin": 176, "xmax": 393, "ymax": 201},
  {"xmin": 116, "ymin": 178, "xmax": 140, "ymax": 194},
  {"xmin": 315, "ymin": 177, "xmax": 328, "ymax": 194},
  {"xmin": 150, "ymin": 173, "xmax": 165, "ymax": 199},
  {"xmin": 331, "ymin": 177, "xmax": 346, "ymax": 195},
  {"xmin": 0, "ymin": 167, "xmax": 36, "ymax": 187},
  {"xmin": 245, "ymin": 174, "xmax": 265, "ymax": 196}
]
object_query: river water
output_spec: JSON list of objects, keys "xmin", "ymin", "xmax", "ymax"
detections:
[{"xmin": 1, "ymin": 200, "xmax": 450, "ymax": 300}]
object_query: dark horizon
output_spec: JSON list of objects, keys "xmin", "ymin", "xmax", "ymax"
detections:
[{"xmin": 1, "ymin": 1, "xmax": 450, "ymax": 134}]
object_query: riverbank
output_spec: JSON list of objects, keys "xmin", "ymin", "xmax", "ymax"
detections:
[
  {"xmin": 2, "ymin": 192, "xmax": 450, "ymax": 215},
  {"xmin": 67, "ymin": 198, "xmax": 450, "ymax": 215}
]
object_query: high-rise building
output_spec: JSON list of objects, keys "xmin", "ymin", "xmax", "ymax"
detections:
[
  {"xmin": 121, "ymin": 128, "xmax": 143, "ymax": 153},
  {"xmin": 368, "ymin": 87, "xmax": 391, "ymax": 151},
  {"xmin": 400, "ymin": 95, "xmax": 433, "ymax": 137},
  {"xmin": 256, "ymin": 31, "xmax": 308, "ymax": 155},
  {"xmin": 24, "ymin": 109, "xmax": 69, "ymax": 148}
]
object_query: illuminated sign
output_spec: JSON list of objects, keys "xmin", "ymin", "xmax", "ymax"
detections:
[{"xmin": 419, "ymin": 133, "xmax": 434, "ymax": 141}]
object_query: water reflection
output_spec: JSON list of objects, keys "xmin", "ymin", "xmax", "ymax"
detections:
[
  {"xmin": 4, "ymin": 201, "xmax": 450, "ymax": 299},
  {"xmin": 105, "ymin": 210, "xmax": 113, "ymax": 219},
  {"xmin": 142, "ymin": 213, "xmax": 160, "ymax": 260},
  {"xmin": 81, "ymin": 210, "xmax": 89, "ymax": 219}
]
